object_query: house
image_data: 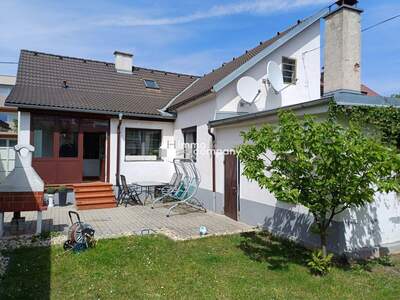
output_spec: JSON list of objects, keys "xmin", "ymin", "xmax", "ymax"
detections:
[
  {"xmin": 4, "ymin": 0, "xmax": 400, "ymax": 254},
  {"xmin": 0, "ymin": 75, "xmax": 17, "ymax": 182}
]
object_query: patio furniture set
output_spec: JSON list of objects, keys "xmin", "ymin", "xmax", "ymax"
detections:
[{"xmin": 117, "ymin": 158, "xmax": 206, "ymax": 217}]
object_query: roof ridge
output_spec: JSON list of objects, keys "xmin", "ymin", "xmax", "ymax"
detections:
[
  {"xmin": 20, "ymin": 49, "xmax": 199, "ymax": 78},
  {"xmin": 200, "ymin": 21, "xmax": 300, "ymax": 79}
]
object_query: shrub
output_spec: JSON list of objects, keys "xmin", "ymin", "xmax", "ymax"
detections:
[
  {"xmin": 307, "ymin": 250, "xmax": 333, "ymax": 276},
  {"xmin": 57, "ymin": 185, "xmax": 67, "ymax": 193},
  {"xmin": 46, "ymin": 187, "xmax": 57, "ymax": 194},
  {"xmin": 375, "ymin": 255, "xmax": 394, "ymax": 267}
]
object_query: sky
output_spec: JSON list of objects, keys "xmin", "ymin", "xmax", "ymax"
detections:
[{"xmin": 0, "ymin": 0, "xmax": 399, "ymax": 96}]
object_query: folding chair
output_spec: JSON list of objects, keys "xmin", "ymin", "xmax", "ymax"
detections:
[{"xmin": 118, "ymin": 175, "xmax": 142, "ymax": 207}]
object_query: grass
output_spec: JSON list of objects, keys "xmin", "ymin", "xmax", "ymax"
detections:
[{"xmin": 1, "ymin": 232, "xmax": 400, "ymax": 299}]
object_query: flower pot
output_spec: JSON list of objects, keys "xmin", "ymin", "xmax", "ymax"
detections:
[
  {"xmin": 59, "ymin": 191, "xmax": 67, "ymax": 206},
  {"xmin": 47, "ymin": 194, "xmax": 54, "ymax": 207}
]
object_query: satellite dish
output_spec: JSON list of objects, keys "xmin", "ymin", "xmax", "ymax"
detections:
[
  {"xmin": 267, "ymin": 61, "xmax": 284, "ymax": 93},
  {"xmin": 236, "ymin": 76, "xmax": 260, "ymax": 104}
]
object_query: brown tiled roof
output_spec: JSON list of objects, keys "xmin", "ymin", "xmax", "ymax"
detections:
[
  {"xmin": 6, "ymin": 50, "xmax": 198, "ymax": 117},
  {"xmin": 167, "ymin": 25, "xmax": 299, "ymax": 110},
  {"xmin": 320, "ymin": 73, "xmax": 380, "ymax": 97},
  {"xmin": 361, "ymin": 84, "xmax": 380, "ymax": 96}
]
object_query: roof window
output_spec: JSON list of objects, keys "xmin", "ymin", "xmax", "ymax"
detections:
[{"xmin": 144, "ymin": 79, "xmax": 159, "ymax": 89}]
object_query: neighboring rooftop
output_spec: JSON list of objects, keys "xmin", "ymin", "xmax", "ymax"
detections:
[
  {"xmin": 0, "ymin": 75, "xmax": 16, "ymax": 108},
  {"xmin": 5, "ymin": 50, "xmax": 198, "ymax": 118},
  {"xmin": 0, "ymin": 75, "xmax": 16, "ymax": 86}
]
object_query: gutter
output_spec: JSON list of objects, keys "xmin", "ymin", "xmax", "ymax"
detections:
[
  {"xmin": 5, "ymin": 103, "xmax": 176, "ymax": 121},
  {"xmin": 159, "ymin": 77, "xmax": 201, "ymax": 112},
  {"xmin": 116, "ymin": 113, "xmax": 123, "ymax": 192},
  {"xmin": 207, "ymin": 127, "xmax": 216, "ymax": 212},
  {"xmin": 209, "ymin": 97, "xmax": 332, "ymax": 128}
]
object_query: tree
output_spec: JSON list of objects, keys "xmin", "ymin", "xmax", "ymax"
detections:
[{"xmin": 237, "ymin": 111, "xmax": 400, "ymax": 256}]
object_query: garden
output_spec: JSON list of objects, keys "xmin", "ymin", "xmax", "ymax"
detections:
[{"xmin": 1, "ymin": 233, "xmax": 400, "ymax": 299}]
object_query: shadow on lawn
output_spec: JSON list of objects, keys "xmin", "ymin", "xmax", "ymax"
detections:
[
  {"xmin": 239, "ymin": 231, "xmax": 310, "ymax": 271},
  {"xmin": 0, "ymin": 245, "xmax": 51, "ymax": 299}
]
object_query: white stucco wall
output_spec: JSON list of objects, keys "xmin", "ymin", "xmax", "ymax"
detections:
[
  {"xmin": 173, "ymin": 96, "xmax": 217, "ymax": 196},
  {"xmin": 109, "ymin": 118, "xmax": 175, "ymax": 185},
  {"xmin": 216, "ymin": 22, "xmax": 321, "ymax": 114},
  {"xmin": 214, "ymin": 121, "xmax": 310, "ymax": 215}
]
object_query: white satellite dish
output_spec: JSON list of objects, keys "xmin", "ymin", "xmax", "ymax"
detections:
[
  {"xmin": 267, "ymin": 61, "xmax": 284, "ymax": 93},
  {"xmin": 236, "ymin": 76, "xmax": 260, "ymax": 104}
]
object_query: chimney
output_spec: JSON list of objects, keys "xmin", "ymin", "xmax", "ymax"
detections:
[
  {"xmin": 114, "ymin": 51, "xmax": 133, "ymax": 74},
  {"xmin": 323, "ymin": 0, "xmax": 363, "ymax": 95}
]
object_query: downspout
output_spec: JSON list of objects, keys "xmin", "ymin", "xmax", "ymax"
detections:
[
  {"xmin": 207, "ymin": 126, "xmax": 216, "ymax": 212},
  {"xmin": 116, "ymin": 113, "xmax": 123, "ymax": 190}
]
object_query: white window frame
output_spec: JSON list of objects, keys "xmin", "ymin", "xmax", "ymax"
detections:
[
  {"xmin": 282, "ymin": 56, "xmax": 297, "ymax": 84},
  {"xmin": 124, "ymin": 128, "xmax": 162, "ymax": 161}
]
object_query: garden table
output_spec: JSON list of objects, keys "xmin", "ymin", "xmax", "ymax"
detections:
[{"xmin": 133, "ymin": 181, "xmax": 168, "ymax": 205}]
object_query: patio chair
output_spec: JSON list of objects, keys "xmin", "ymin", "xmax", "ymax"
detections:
[
  {"xmin": 152, "ymin": 158, "xmax": 206, "ymax": 217},
  {"xmin": 118, "ymin": 175, "xmax": 142, "ymax": 207}
]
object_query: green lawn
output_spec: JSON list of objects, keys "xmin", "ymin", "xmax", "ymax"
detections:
[{"xmin": 1, "ymin": 232, "xmax": 399, "ymax": 299}]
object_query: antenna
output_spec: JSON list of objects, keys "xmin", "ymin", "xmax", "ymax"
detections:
[
  {"xmin": 266, "ymin": 61, "xmax": 285, "ymax": 94},
  {"xmin": 236, "ymin": 76, "xmax": 260, "ymax": 105}
]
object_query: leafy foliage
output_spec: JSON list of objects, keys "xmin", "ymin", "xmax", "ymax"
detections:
[
  {"xmin": 374, "ymin": 255, "xmax": 395, "ymax": 267},
  {"xmin": 307, "ymin": 250, "xmax": 333, "ymax": 276},
  {"xmin": 330, "ymin": 103, "xmax": 400, "ymax": 148},
  {"xmin": 237, "ymin": 111, "xmax": 400, "ymax": 255},
  {"xmin": 46, "ymin": 187, "xmax": 57, "ymax": 194}
]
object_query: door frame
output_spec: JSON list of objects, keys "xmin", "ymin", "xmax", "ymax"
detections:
[
  {"xmin": 82, "ymin": 131, "xmax": 107, "ymax": 182},
  {"xmin": 224, "ymin": 153, "xmax": 240, "ymax": 220}
]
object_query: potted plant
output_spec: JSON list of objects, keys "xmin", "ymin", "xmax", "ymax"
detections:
[
  {"xmin": 58, "ymin": 185, "xmax": 68, "ymax": 206},
  {"xmin": 46, "ymin": 187, "xmax": 57, "ymax": 207}
]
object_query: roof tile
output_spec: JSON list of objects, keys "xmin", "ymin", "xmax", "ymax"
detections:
[{"xmin": 6, "ymin": 50, "xmax": 198, "ymax": 116}]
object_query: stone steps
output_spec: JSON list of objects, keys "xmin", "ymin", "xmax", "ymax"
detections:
[{"xmin": 73, "ymin": 182, "xmax": 116, "ymax": 210}]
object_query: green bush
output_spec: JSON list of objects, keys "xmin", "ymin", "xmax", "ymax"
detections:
[
  {"xmin": 57, "ymin": 185, "xmax": 68, "ymax": 193},
  {"xmin": 46, "ymin": 187, "xmax": 57, "ymax": 194},
  {"xmin": 307, "ymin": 250, "xmax": 333, "ymax": 276},
  {"xmin": 375, "ymin": 255, "xmax": 394, "ymax": 267}
]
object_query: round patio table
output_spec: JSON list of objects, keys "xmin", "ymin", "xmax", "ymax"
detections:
[{"xmin": 134, "ymin": 181, "xmax": 168, "ymax": 205}]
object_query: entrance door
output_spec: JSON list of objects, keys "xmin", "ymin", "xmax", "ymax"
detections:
[
  {"xmin": 224, "ymin": 153, "xmax": 238, "ymax": 220},
  {"xmin": 83, "ymin": 132, "xmax": 106, "ymax": 181}
]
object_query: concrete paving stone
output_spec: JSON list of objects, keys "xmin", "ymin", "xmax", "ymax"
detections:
[{"xmin": 2, "ymin": 204, "xmax": 253, "ymax": 240}]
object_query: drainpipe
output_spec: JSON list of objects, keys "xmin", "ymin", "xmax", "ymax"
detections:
[
  {"xmin": 116, "ymin": 113, "xmax": 123, "ymax": 190},
  {"xmin": 207, "ymin": 126, "xmax": 216, "ymax": 212}
]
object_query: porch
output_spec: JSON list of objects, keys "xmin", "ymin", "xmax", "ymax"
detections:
[{"xmin": 1, "ymin": 204, "xmax": 252, "ymax": 241}]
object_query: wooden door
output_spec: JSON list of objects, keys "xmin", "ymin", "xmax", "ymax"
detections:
[{"xmin": 224, "ymin": 153, "xmax": 238, "ymax": 220}]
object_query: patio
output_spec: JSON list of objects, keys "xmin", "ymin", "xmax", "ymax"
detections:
[{"xmin": 2, "ymin": 204, "xmax": 253, "ymax": 240}]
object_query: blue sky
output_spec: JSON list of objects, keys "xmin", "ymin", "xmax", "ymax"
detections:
[{"xmin": 0, "ymin": 0, "xmax": 399, "ymax": 95}]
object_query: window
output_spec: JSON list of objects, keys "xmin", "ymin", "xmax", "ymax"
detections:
[
  {"xmin": 59, "ymin": 118, "xmax": 79, "ymax": 157},
  {"xmin": 125, "ymin": 128, "xmax": 162, "ymax": 160},
  {"xmin": 0, "ymin": 139, "xmax": 16, "ymax": 182},
  {"xmin": 182, "ymin": 126, "xmax": 197, "ymax": 162},
  {"xmin": 282, "ymin": 57, "xmax": 296, "ymax": 84},
  {"xmin": 143, "ymin": 79, "xmax": 159, "ymax": 89},
  {"xmin": 59, "ymin": 133, "xmax": 78, "ymax": 157},
  {"xmin": 0, "ymin": 112, "xmax": 17, "ymax": 133},
  {"xmin": 32, "ymin": 116, "xmax": 55, "ymax": 158}
]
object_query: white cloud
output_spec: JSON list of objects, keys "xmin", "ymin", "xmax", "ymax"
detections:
[{"xmin": 96, "ymin": 0, "xmax": 331, "ymax": 27}]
